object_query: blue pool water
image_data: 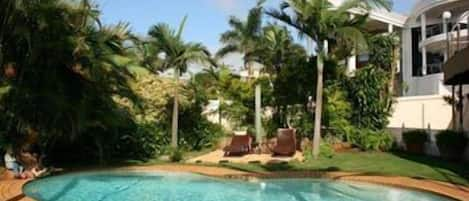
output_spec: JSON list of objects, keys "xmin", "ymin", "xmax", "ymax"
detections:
[{"xmin": 23, "ymin": 171, "xmax": 455, "ymax": 201}]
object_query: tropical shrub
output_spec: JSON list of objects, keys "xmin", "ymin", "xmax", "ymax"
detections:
[
  {"xmin": 403, "ymin": 130, "xmax": 429, "ymax": 144},
  {"xmin": 0, "ymin": 0, "xmax": 147, "ymax": 164},
  {"xmin": 169, "ymin": 148, "xmax": 184, "ymax": 162},
  {"xmin": 178, "ymin": 117, "xmax": 225, "ymax": 151},
  {"xmin": 303, "ymin": 140, "xmax": 334, "ymax": 160},
  {"xmin": 118, "ymin": 123, "xmax": 168, "ymax": 160},
  {"xmin": 303, "ymin": 145, "xmax": 314, "ymax": 162},
  {"xmin": 165, "ymin": 77, "xmax": 227, "ymax": 151},
  {"xmin": 344, "ymin": 66, "xmax": 393, "ymax": 130},
  {"xmin": 436, "ymin": 130, "xmax": 468, "ymax": 160},
  {"xmin": 402, "ymin": 129, "xmax": 428, "ymax": 154},
  {"xmin": 287, "ymin": 105, "xmax": 314, "ymax": 139},
  {"xmin": 352, "ymin": 129, "xmax": 394, "ymax": 151},
  {"xmin": 319, "ymin": 142, "xmax": 335, "ymax": 158},
  {"xmin": 367, "ymin": 33, "xmax": 398, "ymax": 71},
  {"xmin": 323, "ymin": 83, "xmax": 354, "ymax": 141}
]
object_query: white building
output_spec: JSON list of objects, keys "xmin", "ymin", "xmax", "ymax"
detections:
[
  {"xmin": 401, "ymin": 0, "xmax": 469, "ymax": 97},
  {"xmin": 388, "ymin": 0, "xmax": 469, "ymax": 132},
  {"xmin": 329, "ymin": 0, "xmax": 469, "ymax": 131}
]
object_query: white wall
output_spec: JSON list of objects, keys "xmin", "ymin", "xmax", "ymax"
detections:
[{"xmin": 388, "ymin": 95, "xmax": 453, "ymax": 130}]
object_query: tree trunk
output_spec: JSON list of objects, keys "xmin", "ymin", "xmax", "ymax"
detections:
[
  {"xmin": 171, "ymin": 68, "xmax": 179, "ymax": 148},
  {"xmin": 312, "ymin": 53, "xmax": 324, "ymax": 159},
  {"xmin": 218, "ymin": 94, "xmax": 223, "ymax": 126},
  {"xmin": 255, "ymin": 83, "xmax": 262, "ymax": 143},
  {"xmin": 389, "ymin": 45, "xmax": 396, "ymax": 95}
]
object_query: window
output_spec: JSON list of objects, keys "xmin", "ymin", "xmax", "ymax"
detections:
[
  {"xmin": 411, "ymin": 24, "xmax": 448, "ymax": 76},
  {"xmin": 411, "ymin": 27, "xmax": 422, "ymax": 76}
]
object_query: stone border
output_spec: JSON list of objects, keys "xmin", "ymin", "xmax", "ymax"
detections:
[{"xmin": 2, "ymin": 165, "xmax": 468, "ymax": 201}]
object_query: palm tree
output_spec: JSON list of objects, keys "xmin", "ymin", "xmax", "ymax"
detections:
[
  {"xmin": 217, "ymin": 0, "xmax": 265, "ymax": 75},
  {"xmin": 0, "ymin": 0, "xmax": 138, "ymax": 163},
  {"xmin": 218, "ymin": 1, "xmax": 266, "ymax": 142},
  {"xmin": 267, "ymin": 0, "xmax": 392, "ymax": 158},
  {"xmin": 259, "ymin": 24, "xmax": 308, "ymax": 126},
  {"xmin": 148, "ymin": 17, "xmax": 212, "ymax": 148}
]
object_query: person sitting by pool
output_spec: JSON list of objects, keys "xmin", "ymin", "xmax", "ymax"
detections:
[
  {"xmin": 4, "ymin": 145, "xmax": 27, "ymax": 179},
  {"xmin": 18, "ymin": 143, "xmax": 47, "ymax": 178}
]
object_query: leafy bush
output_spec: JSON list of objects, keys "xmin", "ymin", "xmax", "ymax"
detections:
[
  {"xmin": 287, "ymin": 105, "xmax": 314, "ymax": 139},
  {"xmin": 118, "ymin": 123, "xmax": 168, "ymax": 160},
  {"xmin": 303, "ymin": 141, "xmax": 334, "ymax": 160},
  {"xmin": 319, "ymin": 142, "xmax": 335, "ymax": 158},
  {"xmin": 168, "ymin": 148, "xmax": 184, "ymax": 162},
  {"xmin": 352, "ymin": 129, "xmax": 394, "ymax": 151},
  {"xmin": 177, "ymin": 105, "xmax": 226, "ymax": 150},
  {"xmin": 181, "ymin": 119, "xmax": 225, "ymax": 150},
  {"xmin": 324, "ymin": 83, "xmax": 354, "ymax": 141},
  {"xmin": 344, "ymin": 66, "xmax": 393, "ymax": 130},
  {"xmin": 303, "ymin": 144, "xmax": 314, "ymax": 162},
  {"xmin": 436, "ymin": 130, "xmax": 468, "ymax": 160},
  {"xmin": 403, "ymin": 130, "xmax": 428, "ymax": 145}
]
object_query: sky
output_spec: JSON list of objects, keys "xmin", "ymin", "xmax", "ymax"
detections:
[{"xmin": 96, "ymin": 0, "xmax": 417, "ymax": 72}]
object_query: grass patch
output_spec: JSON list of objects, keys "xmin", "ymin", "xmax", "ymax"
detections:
[{"xmin": 221, "ymin": 152, "xmax": 469, "ymax": 186}]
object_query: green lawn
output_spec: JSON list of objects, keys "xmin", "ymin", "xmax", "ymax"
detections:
[{"xmin": 220, "ymin": 152, "xmax": 469, "ymax": 186}]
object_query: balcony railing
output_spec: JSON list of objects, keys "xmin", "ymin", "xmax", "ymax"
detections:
[{"xmin": 449, "ymin": 11, "xmax": 469, "ymax": 57}]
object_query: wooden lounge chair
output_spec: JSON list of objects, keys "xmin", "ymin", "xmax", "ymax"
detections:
[
  {"xmin": 272, "ymin": 129, "xmax": 297, "ymax": 156},
  {"xmin": 223, "ymin": 135, "xmax": 252, "ymax": 156}
]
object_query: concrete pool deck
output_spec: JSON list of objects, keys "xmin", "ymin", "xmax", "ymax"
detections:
[
  {"xmin": 186, "ymin": 150, "xmax": 304, "ymax": 164},
  {"xmin": 1, "ymin": 164, "xmax": 468, "ymax": 201}
]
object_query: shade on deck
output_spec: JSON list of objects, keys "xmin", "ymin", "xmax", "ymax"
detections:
[{"xmin": 443, "ymin": 47, "xmax": 469, "ymax": 85}]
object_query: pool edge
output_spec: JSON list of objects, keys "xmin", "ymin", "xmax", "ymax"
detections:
[{"xmin": 5, "ymin": 165, "xmax": 468, "ymax": 201}]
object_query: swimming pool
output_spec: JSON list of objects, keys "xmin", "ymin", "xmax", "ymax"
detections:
[{"xmin": 24, "ymin": 171, "xmax": 455, "ymax": 201}]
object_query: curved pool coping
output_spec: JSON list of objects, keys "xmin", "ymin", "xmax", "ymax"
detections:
[{"xmin": 2, "ymin": 164, "xmax": 468, "ymax": 201}]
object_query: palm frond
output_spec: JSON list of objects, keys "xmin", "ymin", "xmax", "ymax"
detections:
[
  {"xmin": 220, "ymin": 30, "xmax": 241, "ymax": 44},
  {"xmin": 216, "ymin": 44, "xmax": 241, "ymax": 58},
  {"xmin": 176, "ymin": 15, "xmax": 188, "ymax": 40}
]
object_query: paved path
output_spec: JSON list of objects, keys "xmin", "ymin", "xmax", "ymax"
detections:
[
  {"xmin": 186, "ymin": 150, "xmax": 304, "ymax": 164},
  {"xmin": 0, "ymin": 179, "xmax": 33, "ymax": 201},
  {"xmin": 1, "ymin": 165, "xmax": 468, "ymax": 201}
]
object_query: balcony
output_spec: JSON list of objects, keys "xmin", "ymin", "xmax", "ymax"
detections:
[{"xmin": 419, "ymin": 28, "xmax": 469, "ymax": 53}]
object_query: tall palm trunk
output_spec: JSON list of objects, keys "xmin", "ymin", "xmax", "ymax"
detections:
[
  {"xmin": 312, "ymin": 53, "xmax": 324, "ymax": 159},
  {"xmin": 171, "ymin": 68, "xmax": 179, "ymax": 148},
  {"xmin": 312, "ymin": 40, "xmax": 327, "ymax": 159}
]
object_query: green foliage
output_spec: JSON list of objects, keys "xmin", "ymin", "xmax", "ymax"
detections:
[
  {"xmin": 324, "ymin": 83, "xmax": 354, "ymax": 141},
  {"xmin": 436, "ymin": 130, "xmax": 468, "ymax": 159},
  {"xmin": 286, "ymin": 106, "xmax": 314, "ymax": 138},
  {"xmin": 118, "ymin": 123, "xmax": 168, "ymax": 160},
  {"xmin": 319, "ymin": 142, "xmax": 335, "ymax": 158},
  {"xmin": 168, "ymin": 148, "xmax": 184, "ymax": 162},
  {"xmin": 267, "ymin": 0, "xmax": 370, "ymax": 58},
  {"xmin": 403, "ymin": 130, "xmax": 428, "ymax": 145},
  {"xmin": 344, "ymin": 66, "xmax": 393, "ymax": 130},
  {"xmin": 367, "ymin": 33, "xmax": 399, "ymax": 71},
  {"xmin": 351, "ymin": 129, "xmax": 394, "ymax": 151},
  {"xmin": 0, "ymin": 0, "xmax": 145, "ymax": 164},
  {"xmin": 303, "ymin": 144, "xmax": 314, "ymax": 162},
  {"xmin": 303, "ymin": 141, "xmax": 334, "ymax": 160},
  {"xmin": 178, "ymin": 111, "xmax": 225, "ymax": 151},
  {"xmin": 217, "ymin": 0, "xmax": 264, "ymax": 64},
  {"xmin": 162, "ymin": 76, "xmax": 227, "ymax": 151}
]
